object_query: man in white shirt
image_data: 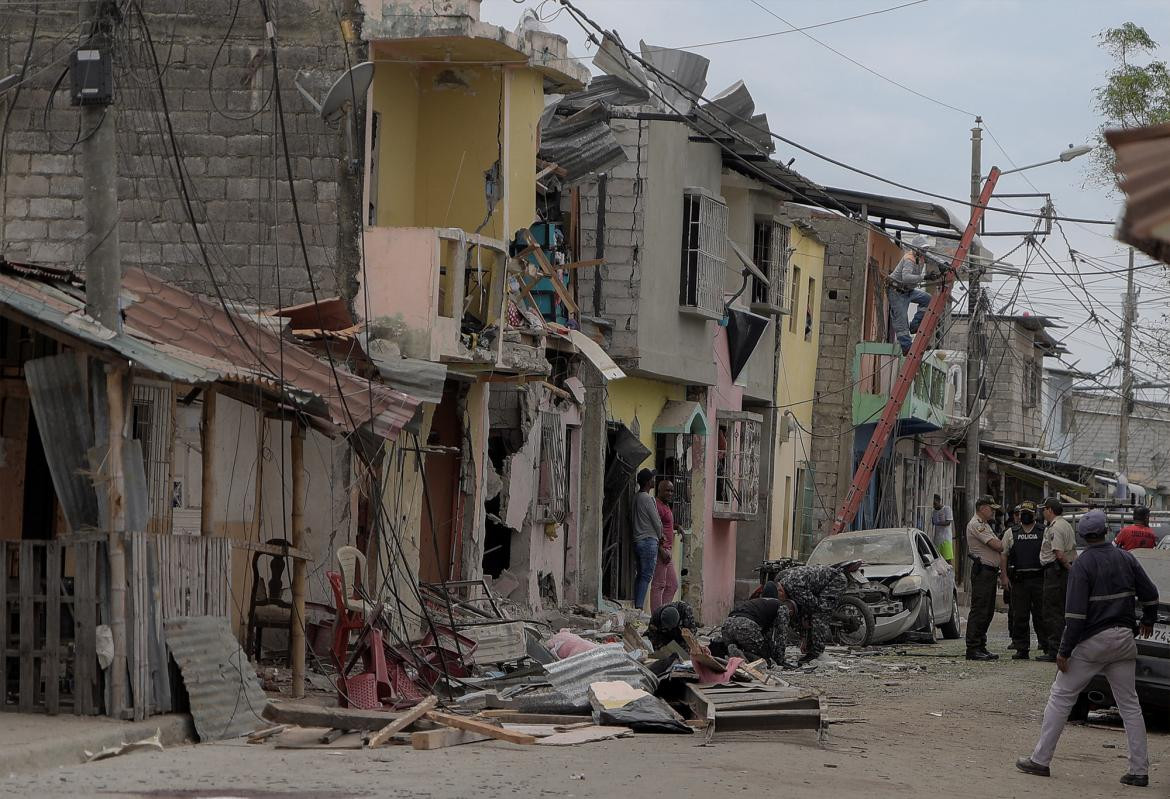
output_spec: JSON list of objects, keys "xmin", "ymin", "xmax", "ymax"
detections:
[{"xmin": 888, "ymin": 234, "xmax": 933, "ymax": 355}]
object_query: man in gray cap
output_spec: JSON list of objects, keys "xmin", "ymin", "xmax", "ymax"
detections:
[
  {"xmin": 1016, "ymin": 509, "xmax": 1160, "ymax": 788},
  {"xmin": 887, "ymin": 234, "xmax": 934, "ymax": 355}
]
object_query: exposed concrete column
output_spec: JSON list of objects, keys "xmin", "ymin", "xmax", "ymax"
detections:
[
  {"xmin": 459, "ymin": 382, "xmax": 490, "ymax": 583},
  {"xmin": 577, "ymin": 362, "xmax": 606, "ymax": 609}
]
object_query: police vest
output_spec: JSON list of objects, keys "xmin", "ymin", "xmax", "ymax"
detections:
[{"xmin": 1008, "ymin": 525, "xmax": 1043, "ymax": 572}]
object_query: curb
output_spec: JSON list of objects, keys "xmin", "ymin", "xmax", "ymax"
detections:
[{"xmin": 0, "ymin": 713, "xmax": 195, "ymax": 778}]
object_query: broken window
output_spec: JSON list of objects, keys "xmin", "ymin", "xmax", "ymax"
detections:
[
  {"xmin": 750, "ymin": 218, "xmax": 790, "ymax": 313},
  {"xmin": 535, "ymin": 411, "xmax": 568, "ymax": 522},
  {"xmin": 788, "ymin": 266, "xmax": 802, "ymax": 333},
  {"xmin": 654, "ymin": 432, "xmax": 693, "ymax": 530},
  {"xmin": 805, "ymin": 276, "xmax": 816, "ymax": 341},
  {"xmin": 713, "ymin": 411, "xmax": 762, "ymax": 519},
  {"xmin": 679, "ymin": 188, "xmax": 728, "ymax": 316}
]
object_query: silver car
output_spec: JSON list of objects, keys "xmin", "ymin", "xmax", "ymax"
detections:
[{"xmin": 807, "ymin": 527, "xmax": 961, "ymax": 646}]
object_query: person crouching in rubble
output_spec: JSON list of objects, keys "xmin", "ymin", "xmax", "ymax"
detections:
[
  {"xmin": 646, "ymin": 601, "xmax": 697, "ymax": 652},
  {"xmin": 719, "ymin": 582, "xmax": 792, "ymax": 666},
  {"xmin": 777, "ymin": 564, "xmax": 848, "ymax": 663}
]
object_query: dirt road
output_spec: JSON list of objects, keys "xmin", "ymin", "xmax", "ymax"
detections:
[{"xmin": 2, "ymin": 615, "xmax": 1164, "ymax": 798}]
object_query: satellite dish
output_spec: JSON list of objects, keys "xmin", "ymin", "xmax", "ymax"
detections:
[
  {"xmin": 294, "ymin": 62, "xmax": 375, "ymax": 174},
  {"xmin": 296, "ymin": 61, "xmax": 374, "ymax": 120}
]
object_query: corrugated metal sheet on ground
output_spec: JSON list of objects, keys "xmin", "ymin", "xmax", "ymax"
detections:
[
  {"xmin": 163, "ymin": 615, "xmax": 268, "ymax": 741},
  {"xmin": 542, "ymin": 644, "xmax": 656, "ymax": 710}
]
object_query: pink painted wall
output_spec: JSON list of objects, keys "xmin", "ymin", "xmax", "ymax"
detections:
[{"xmin": 701, "ymin": 326, "xmax": 744, "ymax": 623}]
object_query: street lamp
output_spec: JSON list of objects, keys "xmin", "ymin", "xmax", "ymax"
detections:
[{"xmin": 1001, "ymin": 143, "xmax": 1093, "ymax": 175}]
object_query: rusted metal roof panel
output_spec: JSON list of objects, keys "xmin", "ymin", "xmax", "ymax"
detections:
[
  {"xmin": 1105, "ymin": 123, "xmax": 1170, "ymax": 261},
  {"xmin": 163, "ymin": 615, "xmax": 269, "ymax": 742}
]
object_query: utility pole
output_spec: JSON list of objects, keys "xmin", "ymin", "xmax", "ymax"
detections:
[
  {"xmin": 77, "ymin": 0, "xmax": 127, "ymax": 717},
  {"xmin": 1118, "ymin": 246, "xmax": 1136, "ymax": 498},
  {"xmin": 963, "ymin": 117, "xmax": 983, "ymax": 583}
]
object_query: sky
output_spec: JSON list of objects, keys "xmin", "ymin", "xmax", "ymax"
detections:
[{"xmin": 490, "ymin": 0, "xmax": 1170, "ymax": 387}]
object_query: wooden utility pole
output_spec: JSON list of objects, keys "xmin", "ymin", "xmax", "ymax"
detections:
[
  {"xmin": 200, "ymin": 389, "xmax": 217, "ymax": 536},
  {"xmin": 962, "ymin": 117, "xmax": 984, "ymax": 587},
  {"xmin": 1118, "ymin": 246, "xmax": 1136, "ymax": 496},
  {"xmin": 290, "ymin": 420, "xmax": 307, "ymax": 699},
  {"xmin": 79, "ymin": 0, "xmax": 128, "ymax": 717}
]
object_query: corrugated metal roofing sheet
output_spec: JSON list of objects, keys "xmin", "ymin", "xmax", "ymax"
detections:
[
  {"xmin": 163, "ymin": 615, "xmax": 269, "ymax": 741},
  {"xmin": 542, "ymin": 644, "xmax": 656, "ymax": 709},
  {"xmin": 1105, "ymin": 123, "xmax": 1170, "ymax": 262},
  {"xmin": 0, "ymin": 263, "xmax": 420, "ymax": 438},
  {"xmin": 539, "ymin": 102, "xmax": 628, "ymax": 184}
]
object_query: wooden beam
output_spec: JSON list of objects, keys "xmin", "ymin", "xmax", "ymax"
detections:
[
  {"xmin": 367, "ymin": 696, "xmax": 438, "ymax": 749},
  {"xmin": 521, "ymin": 230, "xmax": 578, "ymax": 316},
  {"xmin": 411, "ymin": 727, "xmax": 492, "ymax": 750},
  {"xmin": 560, "ymin": 258, "xmax": 605, "ymax": 271},
  {"xmin": 246, "ymin": 725, "xmax": 287, "ymax": 744},
  {"xmin": 263, "ymin": 701, "xmax": 404, "ymax": 732},
  {"xmin": 289, "ymin": 420, "xmax": 307, "ymax": 700},
  {"xmin": 200, "ymin": 389, "xmax": 216, "ymax": 537},
  {"xmin": 105, "ymin": 366, "xmax": 128, "ymax": 719},
  {"xmin": 424, "ymin": 711, "xmax": 537, "ymax": 745},
  {"xmin": 477, "ymin": 711, "xmax": 590, "ymax": 725}
]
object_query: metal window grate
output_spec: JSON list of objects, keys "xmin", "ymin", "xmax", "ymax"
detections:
[
  {"xmin": 751, "ymin": 219, "xmax": 790, "ymax": 312},
  {"xmin": 654, "ymin": 432, "xmax": 693, "ymax": 530},
  {"xmin": 536, "ymin": 411, "xmax": 567, "ymax": 522},
  {"xmin": 680, "ymin": 190, "xmax": 727, "ymax": 315},
  {"xmin": 713, "ymin": 413, "xmax": 762, "ymax": 519},
  {"xmin": 132, "ymin": 383, "xmax": 174, "ymax": 533}
]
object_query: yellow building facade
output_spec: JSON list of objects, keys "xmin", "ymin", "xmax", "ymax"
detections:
[{"xmin": 770, "ymin": 223, "xmax": 826, "ymax": 559}]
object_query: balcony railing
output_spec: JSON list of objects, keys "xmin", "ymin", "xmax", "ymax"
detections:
[
  {"xmin": 851, "ymin": 342, "xmax": 948, "ymax": 432},
  {"xmin": 361, "ymin": 227, "xmax": 510, "ymax": 363}
]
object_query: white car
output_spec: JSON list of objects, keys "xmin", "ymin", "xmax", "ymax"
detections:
[{"xmin": 806, "ymin": 527, "xmax": 961, "ymax": 646}]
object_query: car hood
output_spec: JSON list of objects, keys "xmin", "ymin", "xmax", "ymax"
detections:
[{"xmin": 859, "ymin": 564, "xmax": 915, "ymax": 581}]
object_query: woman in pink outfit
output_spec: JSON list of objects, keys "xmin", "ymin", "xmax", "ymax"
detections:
[{"xmin": 650, "ymin": 478, "xmax": 679, "ymax": 612}]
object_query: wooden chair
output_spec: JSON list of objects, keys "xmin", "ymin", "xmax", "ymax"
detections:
[{"xmin": 247, "ymin": 538, "xmax": 293, "ymax": 661}]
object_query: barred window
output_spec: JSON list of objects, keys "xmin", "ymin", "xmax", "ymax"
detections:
[
  {"xmin": 680, "ymin": 189, "xmax": 728, "ymax": 316},
  {"xmin": 750, "ymin": 218, "xmax": 790, "ymax": 313},
  {"xmin": 536, "ymin": 411, "xmax": 568, "ymax": 522},
  {"xmin": 713, "ymin": 411, "xmax": 763, "ymax": 519},
  {"xmin": 654, "ymin": 432, "xmax": 693, "ymax": 530}
]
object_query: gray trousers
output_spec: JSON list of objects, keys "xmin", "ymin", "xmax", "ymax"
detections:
[{"xmin": 1030, "ymin": 626, "xmax": 1148, "ymax": 776}]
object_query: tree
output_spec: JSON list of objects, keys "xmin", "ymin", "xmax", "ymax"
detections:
[{"xmin": 1090, "ymin": 22, "xmax": 1170, "ymax": 189}]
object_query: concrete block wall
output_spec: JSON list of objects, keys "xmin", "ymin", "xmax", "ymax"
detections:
[
  {"xmin": 1068, "ymin": 393, "xmax": 1170, "ymax": 489},
  {"xmin": 574, "ymin": 116, "xmax": 649, "ymax": 358},
  {"xmin": 0, "ymin": 0, "xmax": 362, "ymax": 306}
]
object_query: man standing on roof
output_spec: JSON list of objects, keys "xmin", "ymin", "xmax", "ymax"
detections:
[
  {"xmin": 1115, "ymin": 506, "xmax": 1157, "ymax": 551},
  {"xmin": 887, "ymin": 234, "xmax": 934, "ymax": 355}
]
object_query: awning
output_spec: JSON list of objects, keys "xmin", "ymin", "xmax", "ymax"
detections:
[
  {"xmin": 986, "ymin": 455, "xmax": 1085, "ymax": 492},
  {"xmin": 652, "ymin": 400, "xmax": 708, "ymax": 435}
]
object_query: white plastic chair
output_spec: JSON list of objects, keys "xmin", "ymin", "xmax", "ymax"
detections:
[{"xmin": 336, "ymin": 546, "xmax": 375, "ymax": 617}]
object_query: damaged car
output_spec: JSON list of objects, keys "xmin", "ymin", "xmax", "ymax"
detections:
[{"xmin": 806, "ymin": 527, "xmax": 961, "ymax": 646}]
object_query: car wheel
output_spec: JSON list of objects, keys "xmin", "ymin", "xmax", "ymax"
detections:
[
  {"xmin": 918, "ymin": 593, "xmax": 937, "ymax": 641},
  {"xmin": 939, "ymin": 590, "xmax": 961, "ymax": 640},
  {"xmin": 833, "ymin": 595, "xmax": 876, "ymax": 647}
]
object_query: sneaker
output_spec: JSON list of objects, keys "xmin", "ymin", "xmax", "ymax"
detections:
[
  {"xmin": 1012, "ymin": 651, "xmax": 1030, "ymax": 660},
  {"xmin": 966, "ymin": 649, "xmax": 996, "ymax": 661},
  {"xmin": 1120, "ymin": 774, "xmax": 1149, "ymax": 787},
  {"xmin": 1015, "ymin": 757, "xmax": 1051, "ymax": 778},
  {"xmin": 1035, "ymin": 652, "xmax": 1057, "ymax": 663}
]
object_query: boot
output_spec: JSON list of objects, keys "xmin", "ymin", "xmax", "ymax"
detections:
[
  {"xmin": 978, "ymin": 648, "xmax": 1000, "ymax": 660},
  {"xmin": 1012, "ymin": 650, "xmax": 1030, "ymax": 660},
  {"xmin": 1035, "ymin": 652, "xmax": 1057, "ymax": 663},
  {"xmin": 1120, "ymin": 774, "xmax": 1149, "ymax": 788},
  {"xmin": 966, "ymin": 649, "xmax": 996, "ymax": 661},
  {"xmin": 1016, "ymin": 757, "xmax": 1051, "ymax": 778}
]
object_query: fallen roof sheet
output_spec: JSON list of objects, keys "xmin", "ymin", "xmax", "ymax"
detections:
[
  {"xmin": 1105, "ymin": 123, "xmax": 1170, "ymax": 262},
  {"xmin": 986, "ymin": 454, "xmax": 1086, "ymax": 492},
  {"xmin": 539, "ymin": 102, "xmax": 629, "ymax": 184},
  {"xmin": 0, "ymin": 261, "xmax": 419, "ymax": 438}
]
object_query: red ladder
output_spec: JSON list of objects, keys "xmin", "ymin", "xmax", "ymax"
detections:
[{"xmin": 829, "ymin": 168, "xmax": 1001, "ymax": 536}]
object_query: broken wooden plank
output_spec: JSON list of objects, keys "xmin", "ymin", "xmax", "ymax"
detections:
[
  {"xmin": 536, "ymin": 726, "xmax": 633, "ymax": 746},
  {"xmin": 263, "ymin": 701, "xmax": 401, "ymax": 732},
  {"xmin": 681, "ymin": 628, "xmax": 728, "ymax": 672},
  {"xmin": 411, "ymin": 728, "xmax": 493, "ymax": 750},
  {"xmin": 714, "ymin": 708, "xmax": 823, "ymax": 731},
  {"xmin": 368, "ymin": 696, "xmax": 438, "ymax": 749},
  {"xmin": 521, "ymin": 230, "xmax": 578, "ymax": 315},
  {"xmin": 247, "ymin": 725, "xmax": 287, "ymax": 744},
  {"xmin": 424, "ymin": 711, "xmax": 537, "ymax": 745},
  {"xmin": 319, "ymin": 728, "xmax": 347, "ymax": 744},
  {"xmin": 477, "ymin": 711, "xmax": 591, "ymax": 725},
  {"xmin": 561, "ymin": 258, "xmax": 605, "ymax": 271}
]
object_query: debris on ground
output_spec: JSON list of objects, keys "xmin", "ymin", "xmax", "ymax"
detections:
[{"xmin": 83, "ymin": 729, "xmax": 165, "ymax": 763}]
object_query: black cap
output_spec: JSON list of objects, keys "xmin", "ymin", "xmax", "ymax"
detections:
[{"xmin": 976, "ymin": 495, "xmax": 1000, "ymax": 510}]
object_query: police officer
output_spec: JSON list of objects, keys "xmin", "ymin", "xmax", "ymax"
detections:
[
  {"xmin": 1037, "ymin": 497, "xmax": 1077, "ymax": 663},
  {"xmin": 966, "ymin": 495, "xmax": 1003, "ymax": 661},
  {"xmin": 1000, "ymin": 501, "xmax": 1046, "ymax": 660},
  {"xmin": 777, "ymin": 564, "xmax": 848, "ymax": 662}
]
